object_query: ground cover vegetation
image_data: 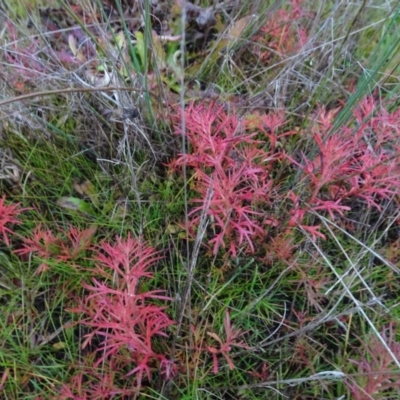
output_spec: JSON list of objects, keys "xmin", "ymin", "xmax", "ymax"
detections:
[{"xmin": 1, "ymin": 0, "xmax": 400, "ymax": 398}]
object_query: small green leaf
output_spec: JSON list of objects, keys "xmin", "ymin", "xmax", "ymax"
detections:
[
  {"xmin": 52, "ymin": 342, "xmax": 67, "ymax": 350},
  {"xmin": 135, "ymin": 31, "xmax": 146, "ymax": 71},
  {"xmin": 57, "ymin": 197, "xmax": 94, "ymax": 215},
  {"xmin": 73, "ymin": 180, "xmax": 99, "ymax": 206}
]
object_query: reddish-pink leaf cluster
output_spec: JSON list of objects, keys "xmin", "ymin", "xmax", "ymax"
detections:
[
  {"xmin": 66, "ymin": 234, "xmax": 176, "ymax": 393},
  {"xmin": 206, "ymin": 310, "xmax": 249, "ymax": 374},
  {"xmin": 169, "ymin": 95, "xmax": 400, "ymax": 253},
  {"xmin": 14, "ymin": 225, "xmax": 96, "ymax": 274},
  {"xmin": 345, "ymin": 323, "xmax": 400, "ymax": 399},
  {"xmin": 0, "ymin": 196, "xmax": 25, "ymax": 246},
  {"xmin": 255, "ymin": 0, "xmax": 310, "ymax": 62},
  {"xmin": 287, "ymin": 97, "xmax": 400, "ymax": 230},
  {"xmin": 169, "ymin": 102, "xmax": 286, "ymax": 256}
]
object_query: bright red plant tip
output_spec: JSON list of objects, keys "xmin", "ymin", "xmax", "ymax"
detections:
[
  {"xmin": 0, "ymin": 196, "xmax": 25, "ymax": 246},
  {"xmin": 311, "ymin": 199, "xmax": 351, "ymax": 220},
  {"xmin": 91, "ymin": 233, "xmax": 162, "ymax": 291}
]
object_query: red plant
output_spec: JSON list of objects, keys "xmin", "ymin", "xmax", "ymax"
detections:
[
  {"xmin": 0, "ymin": 196, "xmax": 25, "ymax": 246},
  {"xmin": 286, "ymin": 190, "xmax": 326, "ymax": 241},
  {"xmin": 248, "ymin": 362, "xmax": 269, "ymax": 381},
  {"xmin": 170, "ymin": 95, "xmax": 400, "ymax": 257},
  {"xmin": 285, "ymin": 97, "xmax": 400, "ymax": 233},
  {"xmin": 255, "ymin": 0, "xmax": 309, "ymax": 62},
  {"xmin": 14, "ymin": 225, "xmax": 96, "ymax": 274},
  {"xmin": 261, "ymin": 231, "xmax": 296, "ymax": 265},
  {"xmin": 206, "ymin": 310, "xmax": 249, "ymax": 374},
  {"xmin": 67, "ymin": 233, "xmax": 175, "ymax": 393},
  {"xmin": 59, "ymin": 226, "xmax": 97, "ymax": 261},
  {"xmin": 345, "ymin": 323, "xmax": 400, "ymax": 399},
  {"xmin": 0, "ymin": 368, "xmax": 8, "ymax": 392},
  {"xmin": 15, "ymin": 225, "xmax": 62, "ymax": 259},
  {"xmin": 58, "ymin": 360, "xmax": 139, "ymax": 399},
  {"xmin": 189, "ymin": 160, "xmax": 273, "ymax": 256},
  {"xmin": 169, "ymin": 102, "xmax": 284, "ymax": 256},
  {"xmin": 244, "ymin": 110, "xmax": 292, "ymax": 152}
]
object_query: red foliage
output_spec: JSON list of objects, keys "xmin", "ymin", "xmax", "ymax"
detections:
[
  {"xmin": 206, "ymin": 310, "xmax": 249, "ymax": 374},
  {"xmin": 287, "ymin": 97, "xmax": 400, "ymax": 218},
  {"xmin": 59, "ymin": 226, "xmax": 97, "ymax": 261},
  {"xmin": 0, "ymin": 196, "xmax": 25, "ymax": 246},
  {"xmin": 169, "ymin": 93, "xmax": 400, "ymax": 258},
  {"xmin": 15, "ymin": 225, "xmax": 62, "ymax": 259},
  {"xmin": 66, "ymin": 234, "xmax": 175, "ymax": 394},
  {"xmin": 345, "ymin": 323, "xmax": 400, "ymax": 399},
  {"xmin": 255, "ymin": 0, "xmax": 310, "ymax": 62},
  {"xmin": 268, "ymin": 96, "xmax": 400, "ymax": 246},
  {"xmin": 14, "ymin": 225, "xmax": 96, "ymax": 274},
  {"xmin": 169, "ymin": 102, "xmax": 286, "ymax": 256}
]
